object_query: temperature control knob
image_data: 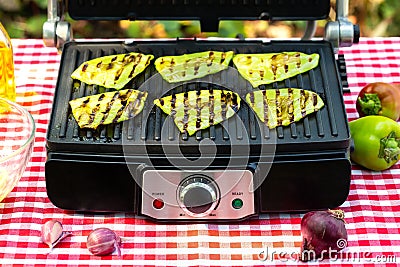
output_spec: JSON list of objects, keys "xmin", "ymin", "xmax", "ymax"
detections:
[{"xmin": 177, "ymin": 175, "xmax": 220, "ymax": 217}]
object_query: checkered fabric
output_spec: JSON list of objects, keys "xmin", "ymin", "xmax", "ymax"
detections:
[{"xmin": 0, "ymin": 38, "xmax": 399, "ymax": 266}]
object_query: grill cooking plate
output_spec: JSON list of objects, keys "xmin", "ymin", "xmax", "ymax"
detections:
[{"xmin": 47, "ymin": 39, "xmax": 349, "ymax": 155}]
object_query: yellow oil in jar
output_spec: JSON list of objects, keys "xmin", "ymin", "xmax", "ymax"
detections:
[{"xmin": 0, "ymin": 23, "xmax": 16, "ymax": 102}]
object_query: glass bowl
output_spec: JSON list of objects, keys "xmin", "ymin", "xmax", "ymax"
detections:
[{"xmin": 0, "ymin": 97, "xmax": 35, "ymax": 202}]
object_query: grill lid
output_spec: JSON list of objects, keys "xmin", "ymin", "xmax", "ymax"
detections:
[{"xmin": 67, "ymin": 0, "xmax": 331, "ymax": 32}]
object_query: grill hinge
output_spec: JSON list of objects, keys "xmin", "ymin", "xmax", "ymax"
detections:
[
  {"xmin": 43, "ymin": 0, "xmax": 72, "ymax": 50},
  {"xmin": 324, "ymin": 0, "xmax": 360, "ymax": 53}
]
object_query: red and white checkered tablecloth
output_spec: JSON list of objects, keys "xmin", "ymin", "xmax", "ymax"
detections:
[{"xmin": 0, "ymin": 38, "xmax": 399, "ymax": 267}]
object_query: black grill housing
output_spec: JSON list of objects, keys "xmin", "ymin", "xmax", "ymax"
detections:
[{"xmin": 45, "ymin": 39, "xmax": 351, "ymax": 216}]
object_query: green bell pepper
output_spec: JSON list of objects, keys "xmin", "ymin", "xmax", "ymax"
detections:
[{"xmin": 349, "ymin": 115, "xmax": 400, "ymax": 171}]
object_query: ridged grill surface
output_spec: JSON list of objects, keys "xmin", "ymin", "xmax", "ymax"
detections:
[{"xmin": 46, "ymin": 40, "xmax": 349, "ymax": 156}]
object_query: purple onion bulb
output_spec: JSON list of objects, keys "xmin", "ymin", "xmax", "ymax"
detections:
[
  {"xmin": 87, "ymin": 228, "xmax": 121, "ymax": 256},
  {"xmin": 300, "ymin": 209, "xmax": 348, "ymax": 261}
]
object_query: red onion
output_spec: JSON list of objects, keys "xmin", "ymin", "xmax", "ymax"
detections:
[
  {"xmin": 300, "ymin": 209, "xmax": 348, "ymax": 261},
  {"xmin": 41, "ymin": 219, "xmax": 72, "ymax": 253},
  {"xmin": 87, "ymin": 228, "xmax": 121, "ymax": 256}
]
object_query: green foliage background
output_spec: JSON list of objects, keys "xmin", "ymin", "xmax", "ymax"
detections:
[{"xmin": 0, "ymin": 0, "xmax": 399, "ymax": 39}]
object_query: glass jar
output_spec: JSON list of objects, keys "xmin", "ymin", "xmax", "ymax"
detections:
[{"xmin": 0, "ymin": 22, "xmax": 16, "ymax": 101}]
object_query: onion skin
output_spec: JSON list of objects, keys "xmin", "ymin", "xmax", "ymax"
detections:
[
  {"xmin": 300, "ymin": 210, "xmax": 348, "ymax": 262},
  {"xmin": 87, "ymin": 228, "xmax": 121, "ymax": 256}
]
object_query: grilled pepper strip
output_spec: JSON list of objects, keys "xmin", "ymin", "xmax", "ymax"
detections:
[
  {"xmin": 154, "ymin": 51, "xmax": 234, "ymax": 83},
  {"xmin": 245, "ymin": 88, "xmax": 324, "ymax": 128},
  {"xmin": 233, "ymin": 52, "xmax": 319, "ymax": 88},
  {"xmin": 349, "ymin": 115, "xmax": 400, "ymax": 171},
  {"xmin": 71, "ymin": 52, "xmax": 154, "ymax": 90},
  {"xmin": 154, "ymin": 89, "xmax": 240, "ymax": 135},
  {"xmin": 69, "ymin": 89, "xmax": 148, "ymax": 129},
  {"xmin": 356, "ymin": 82, "xmax": 400, "ymax": 121}
]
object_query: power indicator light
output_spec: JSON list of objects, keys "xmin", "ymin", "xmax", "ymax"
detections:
[
  {"xmin": 232, "ymin": 198, "xmax": 243, "ymax": 209},
  {"xmin": 152, "ymin": 198, "xmax": 165, "ymax": 209}
]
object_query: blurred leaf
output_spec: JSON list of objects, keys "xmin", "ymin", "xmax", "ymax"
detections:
[
  {"xmin": 218, "ymin": 21, "xmax": 244, "ymax": 37},
  {"xmin": 181, "ymin": 21, "xmax": 201, "ymax": 36},
  {"xmin": 125, "ymin": 22, "xmax": 142, "ymax": 37},
  {"xmin": 25, "ymin": 15, "xmax": 47, "ymax": 37},
  {"xmin": 33, "ymin": 0, "xmax": 48, "ymax": 9},
  {"xmin": 159, "ymin": 21, "xmax": 182, "ymax": 37},
  {"xmin": 6, "ymin": 23, "xmax": 25, "ymax": 38}
]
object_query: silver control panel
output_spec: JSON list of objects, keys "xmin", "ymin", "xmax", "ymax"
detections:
[{"xmin": 141, "ymin": 170, "xmax": 255, "ymax": 220}]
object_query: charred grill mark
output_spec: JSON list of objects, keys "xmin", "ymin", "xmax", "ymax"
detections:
[
  {"xmin": 115, "ymin": 68, "xmax": 124, "ymax": 81},
  {"xmin": 308, "ymin": 57, "xmax": 313, "ymax": 63},
  {"xmin": 262, "ymin": 90, "xmax": 269, "ymax": 126},
  {"xmin": 98, "ymin": 93, "xmax": 106, "ymax": 102},
  {"xmin": 220, "ymin": 52, "xmax": 226, "ymax": 64},
  {"xmin": 159, "ymin": 99, "xmax": 164, "ymax": 106},
  {"xmin": 128, "ymin": 64, "xmax": 137, "ymax": 78},
  {"xmin": 81, "ymin": 103, "xmax": 101, "ymax": 127},
  {"xmin": 221, "ymin": 91, "xmax": 227, "ymax": 120},
  {"xmin": 106, "ymin": 63, "xmax": 114, "ymax": 70},
  {"xmin": 98, "ymin": 91, "xmax": 121, "ymax": 124},
  {"xmin": 128, "ymin": 91, "xmax": 146, "ymax": 115},
  {"xmin": 246, "ymin": 55, "xmax": 252, "ymax": 65},
  {"xmin": 207, "ymin": 51, "xmax": 215, "ymax": 67},
  {"xmin": 126, "ymin": 54, "xmax": 137, "ymax": 64},
  {"xmin": 231, "ymin": 92, "xmax": 239, "ymax": 111},
  {"xmin": 182, "ymin": 92, "xmax": 190, "ymax": 130},
  {"xmin": 196, "ymin": 93, "xmax": 202, "ymax": 129},
  {"xmin": 82, "ymin": 98, "xmax": 90, "ymax": 106},
  {"xmin": 171, "ymin": 94, "xmax": 176, "ymax": 109},
  {"xmin": 106, "ymin": 90, "xmax": 135, "ymax": 123},
  {"xmin": 169, "ymin": 59, "xmax": 175, "ymax": 72},
  {"xmin": 284, "ymin": 64, "xmax": 289, "ymax": 73},
  {"xmin": 296, "ymin": 53, "xmax": 302, "ymax": 68},
  {"xmin": 195, "ymin": 119, "xmax": 201, "ymax": 129},
  {"xmin": 96, "ymin": 61, "xmax": 102, "ymax": 68},
  {"xmin": 145, "ymin": 56, "xmax": 152, "ymax": 65},
  {"xmin": 287, "ymin": 88, "xmax": 294, "ymax": 123},
  {"xmin": 123, "ymin": 54, "xmax": 130, "ymax": 62},
  {"xmin": 276, "ymin": 90, "xmax": 282, "ymax": 126},
  {"xmin": 82, "ymin": 63, "xmax": 89, "ymax": 72},
  {"xmin": 137, "ymin": 91, "xmax": 145, "ymax": 101},
  {"xmin": 249, "ymin": 91, "xmax": 255, "ymax": 105},
  {"xmin": 118, "ymin": 89, "xmax": 132, "ymax": 102},
  {"xmin": 182, "ymin": 71, "xmax": 186, "ymax": 77},
  {"xmin": 209, "ymin": 93, "xmax": 215, "ymax": 125},
  {"xmin": 194, "ymin": 62, "xmax": 200, "ymax": 75},
  {"xmin": 271, "ymin": 65, "xmax": 277, "ymax": 79},
  {"xmin": 300, "ymin": 89, "xmax": 307, "ymax": 117},
  {"xmin": 313, "ymin": 93, "xmax": 318, "ymax": 110},
  {"xmin": 111, "ymin": 56, "xmax": 117, "ymax": 62},
  {"xmin": 259, "ymin": 70, "xmax": 265, "ymax": 80},
  {"xmin": 112, "ymin": 105, "xmax": 127, "ymax": 123}
]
